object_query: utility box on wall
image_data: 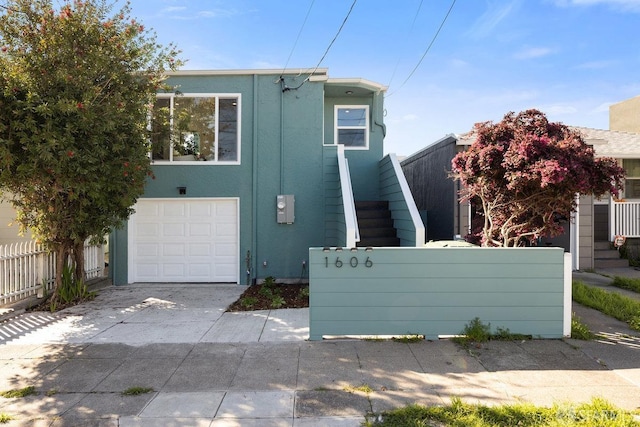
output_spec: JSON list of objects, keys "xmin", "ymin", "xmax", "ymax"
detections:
[{"xmin": 277, "ymin": 195, "xmax": 295, "ymax": 224}]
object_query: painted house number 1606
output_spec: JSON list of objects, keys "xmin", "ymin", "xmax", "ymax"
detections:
[{"xmin": 325, "ymin": 256, "xmax": 373, "ymax": 268}]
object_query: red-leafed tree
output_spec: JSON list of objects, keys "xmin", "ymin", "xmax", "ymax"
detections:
[{"xmin": 451, "ymin": 109, "xmax": 625, "ymax": 247}]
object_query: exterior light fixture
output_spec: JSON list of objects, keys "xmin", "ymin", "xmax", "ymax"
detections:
[
  {"xmin": 345, "ymin": 90, "xmax": 353, "ymax": 95},
  {"xmin": 350, "ymin": 247, "xmax": 358, "ymax": 252},
  {"xmin": 365, "ymin": 247, "xmax": 373, "ymax": 252},
  {"xmin": 335, "ymin": 247, "xmax": 343, "ymax": 252}
]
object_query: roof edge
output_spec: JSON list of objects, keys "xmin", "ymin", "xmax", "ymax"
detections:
[
  {"xmin": 164, "ymin": 68, "xmax": 329, "ymax": 77},
  {"xmin": 326, "ymin": 77, "xmax": 388, "ymax": 93}
]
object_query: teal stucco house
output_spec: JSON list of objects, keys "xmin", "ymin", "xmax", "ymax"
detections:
[{"xmin": 110, "ymin": 69, "xmax": 424, "ymax": 285}]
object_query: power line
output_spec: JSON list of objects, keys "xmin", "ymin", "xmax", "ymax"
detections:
[
  {"xmin": 387, "ymin": 0, "xmax": 424, "ymax": 89},
  {"xmin": 281, "ymin": 0, "xmax": 358, "ymax": 91},
  {"xmin": 386, "ymin": 0, "xmax": 457, "ymax": 98},
  {"xmin": 280, "ymin": 0, "xmax": 316, "ymax": 75},
  {"xmin": 309, "ymin": 0, "xmax": 357, "ymax": 76}
]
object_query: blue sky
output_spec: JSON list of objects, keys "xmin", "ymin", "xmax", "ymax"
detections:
[{"xmin": 129, "ymin": 0, "xmax": 640, "ymax": 156}]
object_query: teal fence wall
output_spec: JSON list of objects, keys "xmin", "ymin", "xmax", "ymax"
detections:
[{"xmin": 309, "ymin": 247, "xmax": 571, "ymax": 340}]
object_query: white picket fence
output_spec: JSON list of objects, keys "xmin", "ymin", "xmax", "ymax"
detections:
[{"xmin": 0, "ymin": 241, "xmax": 105, "ymax": 305}]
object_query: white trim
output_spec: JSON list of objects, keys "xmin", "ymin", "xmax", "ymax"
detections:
[
  {"xmin": 326, "ymin": 77, "xmax": 388, "ymax": 93},
  {"xmin": 165, "ymin": 68, "xmax": 329, "ymax": 77},
  {"xmin": 336, "ymin": 146, "xmax": 359, "ymax": 247},
  {"xmin": 570, "ymin": 194, "xmax": 579, "ymax": 271},
  {"xmin": 333, "ymin": 105, "xmax": 369, "ymax": 150},
  {"xmin": 152, "ymin": 93, "xmax": 242, "ymax": 165},
  {"xmin": 127, "ymin": 197, "xmax": 240, "ymax": 284},
  {"xmin": 388, "ymin": 153, "xmax": 426, "ymax": 246},
  {"xmin": 563, "ymin": 252, "xmax": 572, "ymax": 337}
]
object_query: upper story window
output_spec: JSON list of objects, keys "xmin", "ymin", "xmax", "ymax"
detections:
[
  {"xmin": 623, "ymin": 159, "xmax": 640, "ymax": 198},
  {"xmin": 334, "ymin": 106, "xmax": 369, "ymax": 149},
  {"xmin": 150, "ymin": 94, "xmax": 240, "ymax": 163}
]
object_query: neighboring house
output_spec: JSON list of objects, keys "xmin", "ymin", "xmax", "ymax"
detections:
[
  {"xmin": 0, "ymin": 194, "xmax": 33, "ymax": 245},
  {"xmin": 610, "ymin": 95, "xmax": 640, "ymax": 133},
  {"xmin": 110, "ymin": 69, "xmax": 424, "ymax": 285},
  {"xmin": 401, "ymin": 127, "xmax": 640, "ymax": 270}
]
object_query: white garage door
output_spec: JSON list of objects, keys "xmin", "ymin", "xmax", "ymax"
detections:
[{"xmin": 129, "ymin": 199, "xmax": 238, "ymax": 283}]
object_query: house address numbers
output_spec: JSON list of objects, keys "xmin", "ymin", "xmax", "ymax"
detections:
[{"xmin": 324, "ymin": 256, "xmax": 373, "ymax": 268}]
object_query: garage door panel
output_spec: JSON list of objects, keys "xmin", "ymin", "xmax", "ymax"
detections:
[
  {"xmin": 137, "ymin": 263, "xmax": 159, "ymax": 277},
  {"xmin": 163, "ymin": 243, "xmax": 185, "ymax": 256},
  {"xmin": 216, "ymin": 201, "xmax": 236, "ymax": 215},
  {"xmin": 131, "ymin": 199, "xmax": 238, "ymax": 283},
  {"xmin": 190, "ymin": 204, "xmax": 212, "ymax": 216},
  {"xmin": 163, "ymin": 223, "xmax": 186, "ymax": 237},
  {"xmin": 136, "ymin": 223, "xmax": 159, "ymax": 237},
  {"xmin": 188, "ymin": 223, "xmax": 212, "ymax": 237},
  {"xmin": 136, "ymin": 203, "xmax": 159, "ymax": 216},
  {"xmin": 163, "ymin": 203, "xmax": 186, "ymax": 216},
  {"xmin": 189, "ymin": 264, "xmax": 211, "ymax": 276},
  {"xmin": 162, "ymin": 263, "xmax": 186, "ymax": 276},
  {"xmin": 216, "ymin": 225, "xmax": 237, "ymax": 237},
  {"xmin": 136, "ymin": 244, "xmax": 159, "ymax": 257},
  {"xmin": 215, "ymin": 243, "xmax": 237, "ymax": 256},
  {"xmin": 188, "ymin": 243, "xmax": 211, "ymax": 256}
]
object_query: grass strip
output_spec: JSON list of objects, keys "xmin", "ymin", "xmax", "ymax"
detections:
[
  {"xmin": 612, "ymin": 276, "xmax": 640, "ymax": 294},
  {"xmin": 573, "ymin": 281, "xmax": 640, "ymax": 331},
  {"xmin": 364, "ymin": 397, "xmax": 640, "ymax": 426}
]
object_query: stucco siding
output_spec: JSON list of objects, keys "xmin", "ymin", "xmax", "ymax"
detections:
[
  {"xmin": 610, "ymin": 95, "xmax": 640, "ymax": 133},
  {"xmin": 112, "ymin": 70, "xmax": 387, "ymax": 284}
]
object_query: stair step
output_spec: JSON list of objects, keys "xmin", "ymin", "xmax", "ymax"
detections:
[
  {"xmin": 594, "ymin": 241, "xmax": 612, "ymax": 250},
  {"xmin": 357, "ymin": 236, "xmax": 401, "ymax": 247},
  {"xmin": 594, "ymin": 249, "xmax": 623, "ymax": 259},
  {"xmin": 357, "ymin": 209, "xmax": 391, "ymax": 220},
  {"xmin": 594, "ymin": 258, "xmax": 629, "ymax": 268},
  {"xmin": 355, "ymin": 200, "xmax": 399, "ymax": 247},
  {"xmin": 359, "ymin": 227, "xmax": 397, "ymax": 238},
  {"xmin": 358, "ymin": 218, "xmax": 394, "ymax": 228},
  {"xmin": 355, "ymin": 200, "xmax": 389, "ymax": 210}
]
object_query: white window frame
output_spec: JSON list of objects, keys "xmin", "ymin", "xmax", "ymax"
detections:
[
  {"xmin": 334, "ymin": 105, "xmax": 369, "ymax": 150},
  {"xmin": 151, "ymin": 93, "xmax": 241, "ymax": 165},
  {"xmin": 622, "ymin": 159, "xmax": 640, "ymax": 199}
]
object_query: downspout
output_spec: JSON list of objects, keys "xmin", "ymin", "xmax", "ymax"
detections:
[
  {"xmin": 372, "ymin": 91, "xmax": 386, "ymax": 137},
  {"xmin": 251, "ymin": 74, "xmax": 259, "ymax": 285},
  {"xmin": 280, "ymin": 81, "xmax": 285, "ymax": 194}
]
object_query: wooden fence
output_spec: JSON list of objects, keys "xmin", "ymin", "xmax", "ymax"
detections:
[{"xmin": 0, "ymin": 241, "xmax": 105, "ymax": 305}]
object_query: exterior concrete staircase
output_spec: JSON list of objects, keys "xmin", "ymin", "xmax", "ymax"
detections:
[
  {"xmin": 594, "ymin": 241, "xmax": 629, "ymax": 269},
  {"xmin": 355, "ymin": 201, "xmax": 400, "ymax": 247}
]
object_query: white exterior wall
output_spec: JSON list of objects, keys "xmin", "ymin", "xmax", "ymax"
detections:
[{"xmin": 0, "ymin": 196, "xmax": 32, "ymax": 245}]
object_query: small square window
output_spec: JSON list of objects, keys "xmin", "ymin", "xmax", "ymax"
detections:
[{"xmin": 335, "ymin": 106, "xmax": 369, "ymax": 149}]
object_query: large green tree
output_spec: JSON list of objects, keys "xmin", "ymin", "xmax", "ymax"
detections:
[{"xmin": 0, "ymin": 0, "xmax": 181, "ymax": 298}]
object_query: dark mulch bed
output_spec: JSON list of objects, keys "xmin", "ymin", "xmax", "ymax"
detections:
[{"xmin": 226, "ymin": 282, "xmax": 309, "ymax": 311}]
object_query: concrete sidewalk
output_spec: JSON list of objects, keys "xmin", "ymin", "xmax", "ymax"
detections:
[{"xmin": 0, "ymin": 274, "xmax": 640, "ymax": 426}]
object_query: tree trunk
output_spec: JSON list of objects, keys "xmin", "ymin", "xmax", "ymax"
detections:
[
  {"xmin": 73, "ymin": 240, "xmax": 85, "ymax": 284},
  {"xmin": 53, "ymin": 242, "xmax": 71, "ymax": 304}
]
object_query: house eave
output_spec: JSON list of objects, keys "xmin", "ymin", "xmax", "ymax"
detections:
[
  {"xmin": 164, "ymin": 68, "xmax": 329, "ymax": 77},
  {"xmin": 326, "ymin": 78, "xmax": 388, "ymax": 94}
]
